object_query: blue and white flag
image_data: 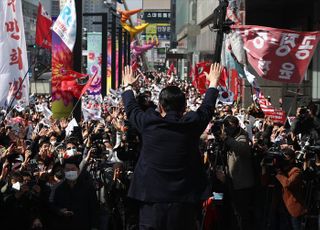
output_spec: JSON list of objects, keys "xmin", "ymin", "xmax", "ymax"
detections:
[{"xmin": 52, "ymin": 0, "xmax": 76, "ymax": 51}]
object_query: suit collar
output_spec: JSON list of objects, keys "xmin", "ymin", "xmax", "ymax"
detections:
[{"xmin": 164, "ymin": 111, "xmax": 182, "ymax": 120}]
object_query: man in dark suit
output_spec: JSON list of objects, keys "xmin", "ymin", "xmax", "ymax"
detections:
[{"xmin": 121, "ymin": 63, "xmax": 222, "ymax": 230}]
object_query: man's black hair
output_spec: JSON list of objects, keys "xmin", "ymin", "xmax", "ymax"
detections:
[
  {"xmin": 137, "ymin": 91, "xmax": 156, "ymax": 111},
  {"xmin": 64, "ymin": 137, "xmax": 78, "ymax": 146},
  {"xmin": 159, "ymin": 86, "xmax": 186, "ymax": 113},
  {"xmin": 38, "ymin": 137, "xmax": 50, "ymax": 147},
  {"xmin": 63, "ymin": 155, "xmax": 81, "ymax": 169},
  {"xmin": 223, "ymin": 115, "xmax": 239, "ymax": 126}
]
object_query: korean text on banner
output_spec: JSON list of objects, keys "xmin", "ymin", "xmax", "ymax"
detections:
[
  {"xmin": 0, "ymin": 0, "xmax": 29, "ymax": 108},
  {"xmin": 233, "ymin": 25, "xmax": 320, "ymax": 84},
  {"xmin": 52, "ymin": 0, "xmax": 77, "ymax": 51}
]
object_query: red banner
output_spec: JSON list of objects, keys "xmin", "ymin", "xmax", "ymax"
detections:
[
  {"xmin": 233, "ymin": 25, "xmax": 320, "ymax": 84},
  {"xmin": 258, "ymin": 93, "xmax": 286, "ymax": 124},
  {"xmin": 264, "ymin": 109, "xmax": 286, "ymax": 124}
]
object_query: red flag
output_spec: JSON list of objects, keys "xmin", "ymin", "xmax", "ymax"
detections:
[
  {"xmin": 61, "ymin": 71, "xmax": 91, "ymax": 99},
  {"xmin": 229, "ymin": 69, "xmax": 239, "ymax": 101},
  {"xmin": 167, "ymin": 63, "xmax": 176, "ymax": 76},
  {"xmin": 132, "ymin": 61, "xmax": 139, "ymax": 72},
  {"xmin": 193, "ymin": 62, "xmax": 228, "ymax": 94},
  {"xmin": 80, "ymin": 71, "xmax": 98, "ymax": 97},
  {"xmin": 233, "ymin": 25, "xmax": 320, "ymax": 83},
  {"xmin": 36, "ymin": 2, "xmax": 52, "ymax": 49}
]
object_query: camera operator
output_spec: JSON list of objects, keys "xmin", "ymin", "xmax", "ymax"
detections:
[
  {"xmin": 275, "ymin": 148, "xmax": 306, "ymax": 230},
  {"xmin": 221, "ymin": 115, "xmax": 255, "ymax": 230},
  {"xmin": 291, "ymin": 107, "xmax": 318, "ymax": 147}
]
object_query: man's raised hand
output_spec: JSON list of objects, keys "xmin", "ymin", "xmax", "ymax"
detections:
[
  {"xmin": 122, "ymin": 65, "xmax": 140, "ymax": 87},
  {"xmin": 204, "ymin": 63, "xmax": 223, "ymax": 88}
]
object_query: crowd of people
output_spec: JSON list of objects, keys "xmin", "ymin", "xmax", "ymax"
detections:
[{"xmin": 0, "ymin": 64, "xmax": 319, "ymax": 230}]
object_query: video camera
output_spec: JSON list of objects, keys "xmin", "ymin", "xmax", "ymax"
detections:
[
  {"xmin": 91, "ymin": 138, "xmax": 110, "ymax": 159},
  {"xmin": 206, "ymin": 119, "xmax": 225, "ymax": 165},
  {"xmin": 261, "ymin": 147, "xmax": 288, "ymax": 175},
  {"xmin": 296, "ymin": 145, "xmax": 320, "ymax": 164}
]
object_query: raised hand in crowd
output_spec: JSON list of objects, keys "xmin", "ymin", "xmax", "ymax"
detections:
[
  {"xmin": 122, "ymin": 65, "xmax": 140, "ymax": 87},
  {"xmin": 60, "ymin": 118, "xmax": 69, "ymax": 129},
  {"xmin": 204, "ymin": 62, "xmax": 223, "ymax": 88}
]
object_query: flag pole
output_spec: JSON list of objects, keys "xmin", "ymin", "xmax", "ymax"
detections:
[
  {"xmin": 4, "ymin": 63, "xmax": 34, "ymax": 121},
  {"xmin": 68, "ymin": 96, "xmax": 82, "ymax": 120}
]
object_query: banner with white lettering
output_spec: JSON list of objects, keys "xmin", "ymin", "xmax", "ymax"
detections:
[
  {"xmin": 233, "ymin": 25, "xmax": 320, "ymax": 83},
  {"xmin": 52, "ymin": 0, "xmax": 76, "ymax": 51},
  {"xmin": 0, "ymin": 0, "xmax": 29, "ymax": 108},
  {"xmin": 258, "ymin": 92, "xmax": 286, "ymax": 124}
]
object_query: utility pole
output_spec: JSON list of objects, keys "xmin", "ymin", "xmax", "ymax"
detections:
[
  {"xmin": 101, "ymin": 13, "xmax": 108, "ymax": 97},
  {"xmin": 111, "ymin": 0, "xmax": 117, "ymax": 89},
  {"xmin": 118, "ymin": 18, "xmax": 123, "ymax": 87},
  {"xmin": 73, "ymin": 0, "xmax": 82, "ymax": 122},
  {"xmin": 124, "ymin": 30, "xmax": 128, "ymax": 66},
  {"xmin": 212, "ymin": 0, "xmax": 229, "ymax": 63}
]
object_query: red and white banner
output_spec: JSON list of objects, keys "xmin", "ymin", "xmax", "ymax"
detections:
[
  {"xmin": 0, "ymin": 0, "xmax": 29, "ymax": 108},
  {"xmin": 233, "ymin": 25, "xmax": 320, "ymax": 84},
  {"xmin": 36, "ymin": 2, "xmax": 52, "ymax": 49},
  {"xmin": 258, "ymin": 93, "xmax": 286, "ymax": 124}
]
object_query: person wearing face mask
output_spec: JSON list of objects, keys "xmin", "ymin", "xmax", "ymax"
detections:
[
  {"xmin": 49, "ymin": 135, "xmax": 58, "ymax": 147},
  {"xmin": 51, "ymin": 156, "xmax": 99, "ymax": 230},
  {"xmin": 64, "ymin": 141, "xmax": 78, "ymax": 158},
  {"xmin": 220, "ymin": 115, "xmax": 255, "ymax": 230}
]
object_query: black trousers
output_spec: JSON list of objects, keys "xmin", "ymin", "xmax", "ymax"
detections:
[
  {"xmin": 231, "ymin": 188, "xmax": 254, "ymax": 230},
  {"xmin": 139, "ymin": 202, "xmax": 198, "ymax": 230}
]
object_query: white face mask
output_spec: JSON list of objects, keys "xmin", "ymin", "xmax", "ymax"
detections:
[
  {"xmin": 64, "ymin": 171, "xmax": 78, "ymax": 181},
  {"xmin": 12, "ymin": 182, "xmax": 21, "ymax": 191},
  {"xmin": 50, "ymin": 141, "xmax": 56, "ymax": 146},
  {"xmin": 66, "ymin": 148, "xmax": 77, "ymax": 157}
]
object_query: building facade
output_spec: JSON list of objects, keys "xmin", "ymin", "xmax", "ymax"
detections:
[
  {"xmin": 83, "ymin": 0, "xmax": 108, "ymax": 32},
  {"xmin": 141, "ymin": 0, "xmax": 172, "ymax": 70},
  {"xmin": 51, "ymin": 0, "xmax": 60, "ymax": 17}
]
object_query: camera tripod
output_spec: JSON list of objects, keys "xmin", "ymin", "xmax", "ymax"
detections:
[
  {"xmin": 301, "ymin": 175, "xmax": 320, "ymax": 230},
  {"xmin": 261, "ymin": 177, "xmax": 285, "ymax": 230}
]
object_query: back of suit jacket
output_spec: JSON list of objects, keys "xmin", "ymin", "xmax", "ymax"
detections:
[{"xmin": 122, "ymin": 88, "xmax": 219, "ymax": 203}]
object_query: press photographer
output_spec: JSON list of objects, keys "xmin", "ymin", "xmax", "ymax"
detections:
[
  {"xmin": 221, "ymin": 115, "xmax": 255, "ymax": 230},
  {"xmin": 275, "ymin": 148, "xmax": 307, "ymax": 230}
]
